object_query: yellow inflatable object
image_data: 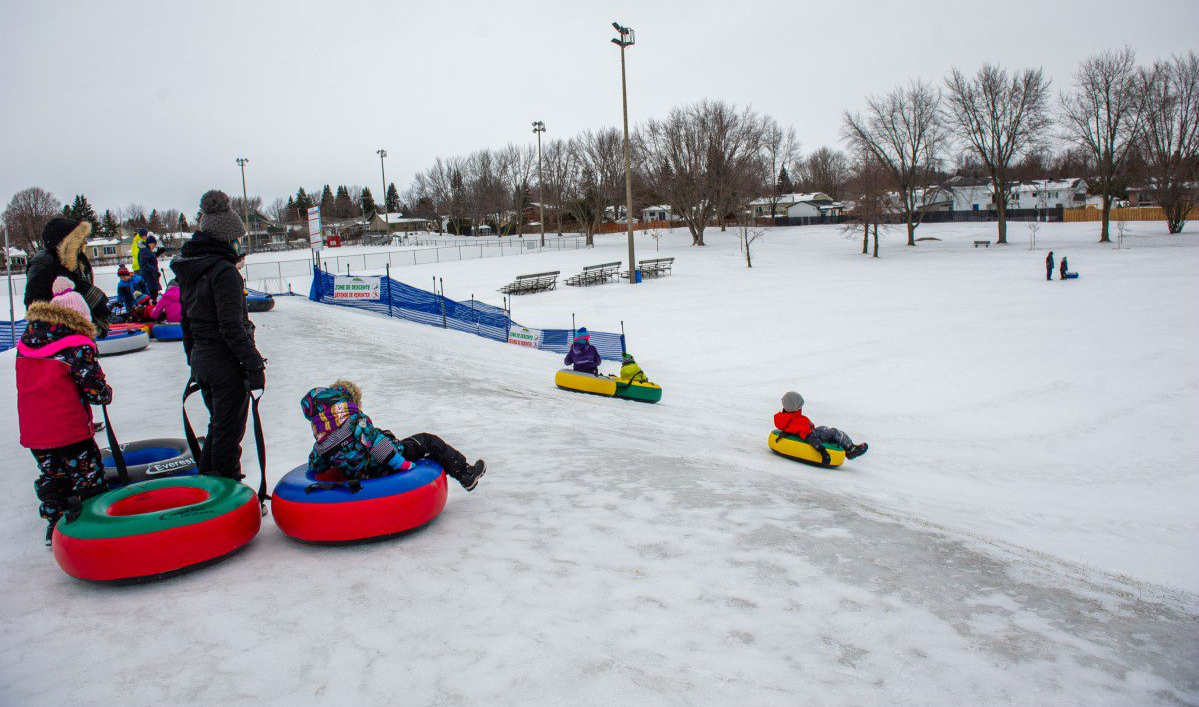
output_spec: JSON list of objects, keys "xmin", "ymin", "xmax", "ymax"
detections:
[
  {"xmin": 768, "ymin": 430, "xmax": 845, "ymax": 468},
  {"xmin": 555, "ymin": 369, "xmax": 663, "ymax": 403}
]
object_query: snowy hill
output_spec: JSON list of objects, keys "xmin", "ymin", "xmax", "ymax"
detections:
[{"xmin": 0, "ymin": 221, "xmax": 1196, "ymax": 706}]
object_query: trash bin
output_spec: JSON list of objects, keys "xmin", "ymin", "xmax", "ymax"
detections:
[{"xmin": 634, "ymin": 269, "xmax": 643, "ymax": 283}]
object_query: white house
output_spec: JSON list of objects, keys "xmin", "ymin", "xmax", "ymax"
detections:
[
  {"xmin": 1008, "ymin": 179, "xmax": 1088, "ymax": 210},
  {"xmin": 641, "ymin": 205, "xmax": 681, "ymax": 222},
  {"xmin": 749, "ymin": 192, "xmax": 835, "ymax": 218}
]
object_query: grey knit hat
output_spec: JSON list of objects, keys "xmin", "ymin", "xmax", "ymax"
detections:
[
  {"xmin": 198, "ymin": 190, "xmax": 246, "ymax": 242},
  {"xmin": 782, "ymin": 391, "xmax": 804, "ymax": 412}
]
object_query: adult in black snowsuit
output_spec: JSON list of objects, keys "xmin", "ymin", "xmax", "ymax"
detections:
[
  {"xmin": 171, "ymin": 190, "xmax": 266, "ymax": 480},
  {"xmin": 138, "ymin": 234, "xmax": 163, "ymax": 301},
  {"xmin": 24, "ymin": 217, "xmax": 110, "ymax": 337},
  {"xmin": 1059, "ymin": 256, "xmax": 1069, "ymax": 281},
  {"xmin": 1045, "ymin": 251, "xmax": 1054, "ymax": 281}
]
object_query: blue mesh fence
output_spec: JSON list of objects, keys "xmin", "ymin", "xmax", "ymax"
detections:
[
  {"xmin": 307, "ymin": 266, "xmax": 625, "ymax": 360},
  {"xmin": 1, "ymin": 320, "xmax": 27, "ymax": 353}
]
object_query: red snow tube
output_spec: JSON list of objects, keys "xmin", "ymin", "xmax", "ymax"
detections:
[
  {"xmin": 52, "ymin": 476, "xmax": 261, "ymax": 583},
  {"xmin": 271, "ymin": 461, "xmax": 447, "ymax": 543}
]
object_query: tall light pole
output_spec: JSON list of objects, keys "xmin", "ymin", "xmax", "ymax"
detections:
[
  {"xmin": 376, "ymin": 149, "xmax": 388, "ymax": 218},
  {"xmin": 612, "ymin": 22, "xmax": 637, "ymax": 282},
  {"xmin": 4, "ymin": 225, "xmax": 14, "ymax": 348},
  {"xmin": 532, "ymin": 121, "xmax": 546, "ymax": 247},
  {"xmin": 236, "ymin": 157, "xmax": 251, "ymax": 255}
]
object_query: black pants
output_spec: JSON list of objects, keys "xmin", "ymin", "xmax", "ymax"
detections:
[
  {"xmin": 399, "ymin": 433, "xmax": 469, "ymax": 482},
  {"xmin": 1046, "ymin": 267, "xmax": 1053, "ymax": 281},
  {"xmin": 192, "ymin": 350, "xmax": 249, "ymax": 480},
  {"xmin": 32, "ymin": 439, "xmax": 106, "ymax": 526}
]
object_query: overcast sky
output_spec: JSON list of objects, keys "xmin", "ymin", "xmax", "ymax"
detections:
[{"xmin": 2, "ymin": 0, "xmax": 1197, "ymax": 218}]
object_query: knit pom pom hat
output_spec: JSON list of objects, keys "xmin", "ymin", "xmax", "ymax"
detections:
[
  {"xmin": 782, "ymin": 391, "xmax": 804, "ymax": 413},
  {"xmin": 51, "ymin": 276, "xmax": 93, "ymax": 321},
  {"xmin": 198, "ymin": 189, "xmax": 246, "ymax": 242},
  {"xmin": 574, "ymin": 327, "xmax": 590, "ymax": 342}
]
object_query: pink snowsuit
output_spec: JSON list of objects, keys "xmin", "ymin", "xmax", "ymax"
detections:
[{"xmin": 150, "ymin": 285, "xmax": 182, "ymax": 322}]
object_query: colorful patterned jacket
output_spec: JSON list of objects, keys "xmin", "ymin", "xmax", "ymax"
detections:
[{"xmin": 301, "ymin": 386, "xmax": 401, "ymax": 478}]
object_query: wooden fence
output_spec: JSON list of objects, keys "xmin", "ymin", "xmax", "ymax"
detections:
[{"xmin": 1063, "ymin": 206, "xmax": 1198, "ymax": 222}]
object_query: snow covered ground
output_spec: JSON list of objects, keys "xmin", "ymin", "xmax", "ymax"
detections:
[{"xmin": 1, "ymin": 221, "xmax": 1196, "ymax": 705}]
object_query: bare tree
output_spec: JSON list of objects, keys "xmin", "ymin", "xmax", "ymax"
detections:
[
  {"xmin": 760, "ymin": 119, "xmax": 801, "ymax": 221},
  {"xmin": 540, "ymin": 138, "xmax": 571, "ymax": 235},
  {"xmin": 803, "ymin": 147, "xmax": 852, "ymax": 200},
  {"xmin": 498, "ymin": 143, "xmax": 536, "ymax": 234},
  {"xmin": 735, "ymin": 217, "xmax": 766, "ymax": 267},
  {"xmin": 944, "ymin": 64, "xmax": 1053, "ymax": 244},
  {"xmin": 1138, "ymin": 51, "xmax": 1199, "ymax": 234},
  {"xmin": 2, "ymin": 187, "xmax": 62, "ymax": 254},
  {"xmin": 561, "ymin": 129, "xmax": 624, "ymax": 246},
  {"xmin": 267, "ymin": 197, "xmax": 289, "ymax": 223},
  {"xmin": 1059, "ymin": 47, "xmax": 1148, "ymax": 242},
  {"xmin": 639, "ymin": 100, "xmax": 764, "ymax": 245},
  {"xmin": 842, "ymin": 151, "xmax": 893, "ymax": 258},
  {"xmin": 843, "ymin": 80, "xmax": 947, "ymax": 246}
]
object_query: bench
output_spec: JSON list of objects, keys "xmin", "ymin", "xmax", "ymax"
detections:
[
  {"xmin": 973, "ymin": 240, "xmax": 990, "ymax": 248},
  {"xmin": 565, "ymin": 261, "xmax": 622, "ymax": 287},
  {"xmin": 623, "ymin": 257, "xmax": 675, "ymax": 280},
  {"xmin": 499, "ymin": 270, "xmax": 560, "ymax": 295}
]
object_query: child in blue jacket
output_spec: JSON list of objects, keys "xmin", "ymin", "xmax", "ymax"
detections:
[{"xmin": 301, "ymin": 380, "xmax": 486, "ymax": 490}]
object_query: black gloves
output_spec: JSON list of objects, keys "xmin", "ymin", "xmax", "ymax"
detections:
[{"xmin": 244, "ymin": 367, "xmax": 266, "ymax": 392}]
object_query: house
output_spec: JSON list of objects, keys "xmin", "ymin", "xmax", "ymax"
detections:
[
  {"xmin": 941, "ymin": 176, "xmax": 994, "ymax": 212},
  {"xmin": 1008, "ymin": 179, "xmax": 1088, "ymax": 210},
  {"xmin": 749, "ymin": 192, "xmax": 835, "ymax": 218},
  {"xmin": 641, "ymin": 205, "xmax": 681, "ymax": 222},
  {"xmin": 3, "ymin": 247, "xmax": 27, "ymax": 269},
  {"xmin": 369, "ymin": 212, "xmax": 435, "ymax": 233},
  {"xmin": 84, "ymin": 237, "xmax": 131, "ymax": 262}
]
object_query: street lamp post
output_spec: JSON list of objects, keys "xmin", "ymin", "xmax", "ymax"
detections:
[
  {"xmin": 236, "ymin": 157, "xmax": 251, "ymax": 255},
  {"xmin": 532, "ymin": 121, "xmax": 546, "ymax": 247},
  {"xmin": 377, "ymin": 149, "xmax": 388, "ymax": 220},
  {"xmin": 612, "ymin": 22, "xmax": 637, "ymax": 283},
  {"xmin": 4, "ymin": 225, "xmax": 14, "ymax": 348}
]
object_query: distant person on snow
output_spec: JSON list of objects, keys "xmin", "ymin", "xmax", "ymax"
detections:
[
  {"xmin": 150, "ymin": 279, "xmax": 183, "ymax": 322},
  {"xmin": 15, "ymin": 277, "xmax": 113, "ymax": 545},
  {"xmin": 564, "ymin": 327, "xmax": 601, "ymax": 375},
  {"xmin": 130, "ymin": 229, "xmax": 146, "ymax": 275},
  {"xmin": 301, "ymin": 380, "xmax": 486, "ymax": 490},
  {"xmin": 1046, "ymin": 251, "xmax": 1054, "ymax": 281},
  {"xmin": 115, "ymin": 265, "xmax": 149, "ymax": 315},
  {"xmin": 137, "ymin": 234, "xmax": 162, "ymax": 301},
  {"xmin": 774, "ymin": 391, "xmax": 868, "ymax": 466},
  {"xmin": 1060, "ymin": 256, "xmax": 1071, "ymax": 280},
  {"xmin": 619, "ymin": 352, "xmax": 649, "ymax": 383}
]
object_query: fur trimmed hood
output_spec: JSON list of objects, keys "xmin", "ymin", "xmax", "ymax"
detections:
[
  {"xmin": 55, "ymin": 221, "xmax": 91, "ymax": 272},
  {"xmin": 330, "ymin": 379, "xmax": 362, "ymax": 404},
  {"xmin": 24, "ymin": 300, "xmax": 98, "ymax": 339}
]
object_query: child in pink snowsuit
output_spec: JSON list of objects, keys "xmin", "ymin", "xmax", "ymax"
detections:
[{"xmin": 150, "ymin": 280, "xmax": 183, "ymax": 322}]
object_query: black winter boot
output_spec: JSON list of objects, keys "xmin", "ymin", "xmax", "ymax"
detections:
[
  {"xmin": 45, "ymin": 523, "xmax": 55, "ymax": 547},
  {"xmin": 846, "ymin": 443, "xmax": 869, "ymax": 460},
  {"xmin": 458, "ymin": 460, "xmax": 487, "ymax": 491}
]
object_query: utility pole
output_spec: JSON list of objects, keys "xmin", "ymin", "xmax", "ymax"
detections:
[
  {"xmin": 377, "ymin": 149, "xmax": 388, "ymax": 221},
  {"xmin": 4, "ymin": 224, "xmax": 14, "ymax": 348},
  {"xmin": 532, "ymin": 121, "xmax": 546, "ymax": 247},
  {"xmin": 612, "ymin": 22, "xmax": 637, "ymax": 282},
  {"xmin": 236, "ymin": 157, "xmax": 251, "ymax": 255}
]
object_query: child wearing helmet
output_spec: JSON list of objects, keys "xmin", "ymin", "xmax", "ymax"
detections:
[
  {"xmin": 773, "ymin": 391, "xmax": 868, "ymax": 466},
  {"xmin": 564, "ymin": 327, "xmax": 601, "ymax": 375}
]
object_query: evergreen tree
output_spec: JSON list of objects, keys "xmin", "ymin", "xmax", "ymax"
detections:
[
  {"xmin": 360, "ymin": 187, "xmax": 376, "ymax": 215},
  {"xmin": 334, "ymin": 185, "xmax": 354, "ymax": 219},
  {"xmin": 295, "ymin": 188, "xmax": 314, "ymax": 213},
  {"xmin": 177, "ymin": 213, "xmax": 189, "ymax": 232},
  {"xmin": 69, "ymin": 195, "xmax": 100, "ymax": 232},
  {"xmin": 285, "ymin": 195, "xmax": 297, "ymax": 222},
  {"xmin": 320, "ymin": 185, "xmax": 335, "ymax": 216},
  {"xmin": 147, "ymin": 209, "xmax": 164, "ymax": 232},
  {"xmin": 100, "ymin": 210, "xmax": 120, "ymax": 237},
  {"xmin": 777, "ymin": 166, "xmax": 794, "ymax": 194},
  {"xmin": 386, "ymin": 182, "xmax": 400, "ymax": 212},
  {"xmin": 61, "ymin": 204, "xmax": 72, "ymax": 217}
]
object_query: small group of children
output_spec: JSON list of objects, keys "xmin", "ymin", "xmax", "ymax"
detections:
[
  {"xmin": 774, "ymin": 391, "xmax": 868, "ymax": 466},
  {"xmin": 16, "ymin": 278, "xmax": 114, "ymax": 544},
  {"xmin": 564, "ymin": 327, "xmax": 652, "ymax": 384},
  {"xmin": 115, "ymin": 265, "xmax": 153, "ymax": 321}
]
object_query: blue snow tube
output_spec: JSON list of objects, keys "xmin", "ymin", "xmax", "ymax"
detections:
[
  {"xmin": 151, "ymin": 323, "xmax": 184, "ymax": 341},
  {"xmin": 246, "ymin": 294, "xmax": 275, "ymax": 312},
  {"xmin": 271, "ymin": 461, "xmax": 447, "ymax": 544}
]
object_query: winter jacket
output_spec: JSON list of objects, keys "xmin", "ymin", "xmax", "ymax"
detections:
[
  {"xmin": 620, "ymin": 361, "xmax": 647, "ymax": 383},
  {"xmin": 1060, "ymin": 258, "xmax": 1069, "ymax": 278},
  {"xmin": 116, "ymin": 275, "xmax": 149, "ymax": 312},
  {"xmin": 301, "ymin": 386, "xmax": 401, "ymax": 478},
  {"xmin": 24, "ymin": 222, "xmax": 110, "ymax": 336},
  {"xmin": 564, "ymin": 341, "xmax": 601, "ymax": 374},
  {"xmin": 138, "ymin": 243, "xmax": 162, "ymax": 298},
  {"xmin": 774, "ymin": 409, "xmax": 814, "ymax": 440},
  {"xmin": 130, "ymin": 233, "xmax": 144, "ymax": 273},
  {"xmin": 170, "ymin": 232, "xmax": 264, "ymax": 374},
  {"xmin": 1046, "ymin": 253, "xmax": 1054, "ymax": 272},
  {"xmin": 16, "ymin": 317, "xmax": 112, "ymax": 450},
  {"xmin": 150, "ymin": 285, "xmax": 183, "ymax": 322}
]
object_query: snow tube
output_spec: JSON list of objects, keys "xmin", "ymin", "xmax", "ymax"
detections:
[
  {"xmin": 52, "ymin": 476, "xmax": 261, "ymax": 583},
  {"xmin": 101, "ymin": 438, "xmax": 198, "ymax": 486},
  {"xmin": 246, "ymin": 294, "xmax": 275, "ymax": 312},
  {"xmin": 271, "ymin": 460, "xmax": 448, "ymax": 544},
  {"xmin": 768, "ymin": 430, "xmax": 845, "ymax": 468},
  {"xmin": 1064, "ymin": 272, "xmax": 1080, "ymax": 280},
  {"xmin": 554, "ymin": 368, "xmax": 663, "ymax": 404},
  {"xmin": 97, "ymin": 329, "xmax": 149, "ymax": 356},
  {"xmin": 109, "ymin": 322, "xmax": 152, "ymax": 335},
  {"xmin": 151, "ymin": 323, "xmax": 184, "ymax": 341}
]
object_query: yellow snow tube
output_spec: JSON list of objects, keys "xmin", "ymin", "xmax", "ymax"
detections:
[
  {"xmin": 555, "ymin": 369, "xmax": 663, "ymax": 403},
  {"xmin": 768, "ymin": 430, "xmax": 845, "ymax": 468}
]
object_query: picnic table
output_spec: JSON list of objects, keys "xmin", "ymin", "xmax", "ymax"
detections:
[
  {"xmin": 565, "ymin": 261, "xmax": 622, "ymax": 287},
  {"xmin": 498, "ymin": 271, "xmax": 560, "ymax": 295}
]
